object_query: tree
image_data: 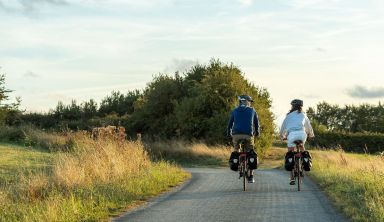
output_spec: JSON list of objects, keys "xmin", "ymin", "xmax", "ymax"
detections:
[{"xmin": 0, "ymin": 74, "xmax": 20, "ymax": 124}]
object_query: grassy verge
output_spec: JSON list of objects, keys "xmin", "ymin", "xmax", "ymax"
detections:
[
  {"xmin": 308, "ymin": 149, "xmax": 384, "ymax": 222},
  {"xmin": 272, "ymin": 142, "xmax": 384, "ymax": 221},
  {"xmin": 0, "ymin": 135, "xmax": 190, "ymax": 221},
  {"xmin": 146, "ymin": 141, "xmax": 232, "ymax": 167}
]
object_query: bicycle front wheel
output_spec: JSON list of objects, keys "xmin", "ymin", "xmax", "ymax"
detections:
[{"xmin": 242, "ymin": 164, "xmax": 247, "ymax": 191}]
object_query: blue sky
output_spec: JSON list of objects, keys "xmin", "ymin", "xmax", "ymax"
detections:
[{"xmin": 1, "ymin": 0, "xmax": 384, "ymax": 123}]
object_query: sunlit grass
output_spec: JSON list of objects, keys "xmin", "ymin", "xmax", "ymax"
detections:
[
  {"xmin": 309, "ymin": 149, "xmax": 384, "ymax": 222},
  {"xmin": 147, "ymin": 140, "xmax": 232, "ymax": 167},
  {"xmin": 0, "ymin": 135, "xmax": 189, "ymax": 221}
]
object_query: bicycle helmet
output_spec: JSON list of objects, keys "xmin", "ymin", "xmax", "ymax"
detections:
[
  {"xmin": 238, "ymin": 95, "xmax": 254, "ymax": 102},
  {"xmin": 290, "ymin": 99, "xmax": 303, "ymax": 107}
]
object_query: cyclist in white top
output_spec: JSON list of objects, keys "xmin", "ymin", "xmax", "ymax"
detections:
[{"xmin": 280, "ymin": 99, "xmax": 315, "ymax": 184}]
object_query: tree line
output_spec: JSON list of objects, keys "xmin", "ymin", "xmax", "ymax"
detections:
[
  {"xmin": 307, "ymin": 102, "xmax": 384, "ymax": 133},
  {"xmin": 3, "ymin": 60, "xmax": 275, "ymax": 150},
  {"xmin": 307, "ymin": 102, "xmax": 384, "ymax": 153}
]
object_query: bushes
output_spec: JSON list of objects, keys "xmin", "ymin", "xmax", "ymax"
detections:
[
  {"xmin": 11, "ymin": 59, "xmax": 274, "ymax": 153},
  {"xmin": 309, "ymin": 131, "xmax": 384, "ymax": 153},
  {"xmin": 0, "ymin": 125, "xmax": 75, "ymax": 152}
]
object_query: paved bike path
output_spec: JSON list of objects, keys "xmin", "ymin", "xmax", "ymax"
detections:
[{"xmin": 114, "ymin": 168, "xmax": 348, "ymax": 222}]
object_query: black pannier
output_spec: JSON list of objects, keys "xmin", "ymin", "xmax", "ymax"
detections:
[
  {"xmin": 247, "ymin": 149, "xmax": 258, "ymax": 170},
  {"xmin": 285, "ymin": 151, "xmax": 295, "ymax": 171},
  {"xmin": 228, "ymin": 151, "xmax": 240, "ymax": 171},
  {"xmin": 302, "ymin": 151, "xmax": 312, "ymax": 171}
]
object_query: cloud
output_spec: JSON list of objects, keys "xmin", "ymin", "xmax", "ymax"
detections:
[
  {"xmin": 347, "ymin": 85, "xmax": 384, "ymax": 98},
  {"xmin": 316, "ymin": 47, "xmax": 326, "ymax": 52},
  {"xmin": 164, "ymin": 59, "xmax": 198, "ymax": 74},
  {"xmin": 24, "ymin": 71, "xmax": 40, "ymax": 78},
  {"xmin": 0, "ymin": 0, "xmax": 68, "ymax": 14},
  {"xmin": 237, "ymin": 0, "xmax": 253, "ymax": 6}
]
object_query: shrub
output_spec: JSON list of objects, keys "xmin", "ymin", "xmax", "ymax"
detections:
[{"xmin": 309, "ymin": 131, "xmax": 384, "ymax": 153}]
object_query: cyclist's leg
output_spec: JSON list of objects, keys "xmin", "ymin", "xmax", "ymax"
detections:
[
  {"xmin": 232, "ymin": 134, "xmax": 241, "ymax": 152},
  {"xmin": 287, "ymin": 131, "xmax": 307, "ymax": 152},
  {"xmin": 286, "ymin": 136, "xmax": 297, "ymax": 183}
]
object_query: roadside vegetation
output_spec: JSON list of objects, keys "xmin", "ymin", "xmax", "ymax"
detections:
[
  {"xmin": 307, "ymin": 102, "xmax": 384, "ymax": 153},
  {"xmin": 271, "ymin": 142, "xmax": 384, "ymax": 222},
  {"xmin": 309, "ymin": 149, "xmax": 384, "ymax": 222},
  {"xmin": 147, "ymin": 140, "xmax": 232, "ymax": 167},
  {"xmin": 0, "ymin": 134, "xmax": 189, "ymax": 222}
]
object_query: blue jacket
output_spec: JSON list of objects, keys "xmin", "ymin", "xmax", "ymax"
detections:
[{"xmin": 227, "ymin": 105, "xmax": 260, "ymax": 137}]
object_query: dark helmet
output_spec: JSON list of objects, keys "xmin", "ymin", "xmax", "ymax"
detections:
[
  {"xmin": 238, "ymin": 95, "xmax": 254, "ymax": 102},
  {"xmin": 290, "ymin": 99, "xmax": 303, "ymax": 107}
]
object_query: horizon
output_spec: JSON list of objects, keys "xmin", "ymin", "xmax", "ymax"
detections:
[{"xmin": 1, "ymin": 0, "xmax": 384, "ymax": 125}]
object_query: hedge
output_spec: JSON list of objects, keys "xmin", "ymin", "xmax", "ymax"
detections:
[{"xmin": 309, "ymin": 131, "xmax": 384, "ymax": 153}]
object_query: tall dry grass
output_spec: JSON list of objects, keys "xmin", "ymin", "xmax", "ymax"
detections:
[
  {"xmin": 0, "ymin": 133, "xmax": 189, "ymax": 221},
  {"xmin": 310, "ymin": 149, "xmax": 384, "ymax": 222},
  {"xmin": 147, "ymin": 140, "xmax": 231, "ymax": 166},
  {"xmin": 53, "ymin": 133, "xmax": 150, "ymax": 187}
]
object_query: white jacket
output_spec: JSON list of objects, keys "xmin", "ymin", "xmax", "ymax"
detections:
[{"xmin": 280, "ymin": 111, "xmax": 315, "ymax": 139}]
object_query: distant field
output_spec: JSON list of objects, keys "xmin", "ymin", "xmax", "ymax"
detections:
[{"xmin": 0, "ymin": 137, "xmax": 189, "ymax": 222}]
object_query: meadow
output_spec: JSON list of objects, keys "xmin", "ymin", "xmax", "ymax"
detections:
[
  {"xmin": 0, "ymin": 134, "xmax": 189, "ymax": 222},
  {"xmin": 309, "ymin": 149, "xmax": 384, "ymax": 222}
]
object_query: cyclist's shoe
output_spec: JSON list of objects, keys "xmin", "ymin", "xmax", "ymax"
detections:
[
  {"xmin": 239, "ymin": 171, "xmax": 244, "ymax": 177},
  {"xmin": 289, "ymin": 178, "xmax": 295, "ymax": 185},
  {"xmin": 248, "ymin": 175, "xmax": 255, "ymax": 183}
]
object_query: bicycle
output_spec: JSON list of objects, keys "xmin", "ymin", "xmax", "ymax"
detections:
[
  {"xmin": 291, "ymin": 140, "xmax": 304, "ymax": 191},
  {"xmin": 238, "ymin": 139, "xmax": 249, "ymax": 191}
]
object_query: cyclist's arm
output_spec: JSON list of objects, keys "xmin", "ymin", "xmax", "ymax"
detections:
[
  {"xmin": 304, "ymin": 115, "xmax": 315, "ymax": 138},
  {"xmin": 227, "ymin": 112, "xmax": 235, "ymax": 137},
  {"xmin": 279, "ymin": 117, "xmax": 288, "ymax": 140},
  {"xmin": 253, "ymin": 110, "xmax": 260, "ymax": 137}
]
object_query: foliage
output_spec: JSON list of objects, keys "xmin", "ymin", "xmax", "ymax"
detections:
[
  {"xmin": 307, "ymin": 101, "xmax": 384, "ymax": 133},
  {"xmin": 307, "ymin": 102, "xmax": 384, "ymax": 153},
  {"xmin": 11, "ymin": 59, "xmax": 274, "ymax": 151},
  {"xmin": 0, "ymin": 74, "xmax": 20, "ymax": 124},
  {"xmin": 0, "ymin": 125, "xmax": 75, "ymax": 152},
  {"xmin": 308, "ymin": 131, "xmax": 384, "ymax": 153}
]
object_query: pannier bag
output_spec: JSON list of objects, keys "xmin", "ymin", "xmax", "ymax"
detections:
[
  {"xmin": 302, "ymin": 151, "xmax": 312, "ymax": 171},
  {"xmin": 284, "ymin": 151, "xmax": 295, "ymax": 171},
  {"xmin": 228, "ymin": 151, "xmax": 240, "ymax": 171},
  {"xmin": 247, "ymin": 149, "xmax": 258, "ymax": 170}
]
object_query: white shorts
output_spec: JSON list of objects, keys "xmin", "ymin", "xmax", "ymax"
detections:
[{"xmin": 287, "ymin": 130, "xmax": 307, "ymax": 148}]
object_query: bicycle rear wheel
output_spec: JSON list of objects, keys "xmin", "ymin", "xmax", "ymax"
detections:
[
  {"xmin": 242, "ymin": 164, "xmax": 247, "ymax": 191},
  {"xmin": 297, "ymin": 159, "xmax": 302, "ymax": 191}
]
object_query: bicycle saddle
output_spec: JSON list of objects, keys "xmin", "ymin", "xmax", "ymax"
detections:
[{"xmin": 294, "ymin": 140, "xmax": 303, "ymax": 145}]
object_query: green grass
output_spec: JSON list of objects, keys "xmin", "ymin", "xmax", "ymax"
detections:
[
  {"xmin": 308, "ymin": 150, "xmax": 384, "ymax": 222},
  {"xmin": 146, "ymin": 141, "xmax": 232, "ymax": 167},
  {"xmin": 0, "ymin": 143, "xmax": 54, "ymax": 184},
  {"xmin": 0, "ymin": 142, "xmax": 190, "ymax": 221},
  {"xmin": 272, "ymin": 142, "xmax": 384, "ymax": 221}
]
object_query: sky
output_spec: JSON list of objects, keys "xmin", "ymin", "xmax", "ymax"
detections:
[{"xmin": 1, "ymin": 0, "xmax": 384, "ymax": 124}]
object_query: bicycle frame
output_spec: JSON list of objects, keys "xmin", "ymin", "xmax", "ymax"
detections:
[
  {"xmin": 292, "ymin": 141, "xmax": 304, "ymax": 191},
  {"xmin": 238, "ymin": 141, "xmax": 248, "ymax": 191}
]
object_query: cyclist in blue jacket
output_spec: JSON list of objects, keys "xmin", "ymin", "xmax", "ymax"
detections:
[{"xmin": 227, "ymin": 95, "xmax": 260, "ymax": 183}]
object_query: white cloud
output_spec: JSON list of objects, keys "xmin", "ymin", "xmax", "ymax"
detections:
[
  {"xmin": 164, "ymin": 59, "xmax": 199, "ymax": 74},
  {"xmin": 237, "ymin": 0, "xmax": 253, "ymax": 6}
]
